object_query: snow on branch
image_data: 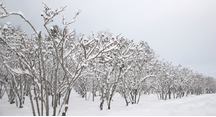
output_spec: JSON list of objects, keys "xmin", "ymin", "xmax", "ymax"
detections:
[
  {"xmin": 3, "ymin": 61, "xmax": 33, "ymax": 77},
  {"xmin": 138, "ymin": 75, "xmax": 155, "ymax": 85},
  {"xmin": 41, "ymin": 2, "xmax": 67, "ymax": 26},
  {"xmin": 41, "ymin": 2, "xmax": 81, "ymax": 27},
  {"xmin": 119, "ymin": 66, "xmax": 132, "ymax": 79},
  {"xmin": 62, "ymin": 10, "xmax": 81, "ymax": 26},
  {"xmin": 0, "ymin": 3, "xmax": 38, "ymax": 34}
]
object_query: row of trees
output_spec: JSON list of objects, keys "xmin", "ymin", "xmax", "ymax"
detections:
[
  {"xmin": 73, "ymin": 37, "xmax": 216, "ymax": 108},
  {"xmin": 0, "ymin": 2, "xmax": 216, "ymax": 116}
]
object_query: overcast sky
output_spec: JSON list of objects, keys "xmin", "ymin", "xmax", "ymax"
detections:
[{"xmin": 1, "ymin": 0, "xmax": 216, "ymax": 78}]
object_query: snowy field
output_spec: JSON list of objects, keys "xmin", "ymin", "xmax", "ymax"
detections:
[{"xmin": 0, "ymin": 90, "xmax": 216, "ymax": 116}]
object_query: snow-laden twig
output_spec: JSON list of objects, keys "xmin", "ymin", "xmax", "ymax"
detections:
[
  {"xmin": 0, "ymin": 3, "xmax": 38, "ymax": 34},
  {"xmin": 138, "ymin": 75, "xmax": 155, "ymax": 85},
  {"xmin": 41, "ymin": 2, "xmax": 67, "ymax": 26},
  {"xmin": 62, "ymin": 10, "xmax": 81, "ymax": 26},
  {"xmin": 3, "ymin": 61, "xmax": 33, "ymax": 77}
]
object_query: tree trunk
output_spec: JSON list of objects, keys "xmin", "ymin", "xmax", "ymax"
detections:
[
  {"xmin": 58, "ymin": 93, "xmax": 61, "ymax": 105},
  {"xmin": 108, "ymin": 88, "xmax": 115, "ymax": 109},
  {"xmin": 38, "ymin": 31, "xmax": 49, "ymax": 116},
  {"xmin": 62, "ymin": 89, "xmax": 71, "ymax": 116},
  {"xmin": 134, "ymin": 89, "xmax": 137, "ymax": 103},
  {"xmin": 100, "ymin": 94, "xmax": 105, "ymax": 110},
  {"xmin": 34, "ymin": 87, "xmax": 40, "ymax": 116},
  {"xmin": 137, "ymin": 92, "xmax": 141, "ymax": 104},
  {"xmin": 19, "ymin": 97, "xmax": 23, "ymax": 108},
  {"xmin": 40, "ymin": 82, "xmax": 43, "ymax": 116},
  {"xmin": 0, "ymin": 88, "xmax": 5, "ymax": 99},
  {"xmin": 130, "ymin": 92, "xmax": 134, "ymax": 104},
  {"xmin": 161, "ymin": 91, "xmax": 164, "ymax": 100},
  {"xmin": 169, "ymin": 92, "xmax": 171, "ymax": 99},
  {"xmin": 38, "ymin": 59, "xmax": 43, "ymax": 116},
  {"xmin": 53, "ymin": 65, "xmax": 58, "ymax": 116},
  {"xmin": 19, "ymin": 78, "xmax": 23, "ymax": 108},
  {"xmin": 100, "ymin": 89, "xmax": 105, "ymax": 110},
  {"xmin": 28, "ymin": 86, "xmax": 36, "ymax": 116},
  {"xmin": 92, "ymin": 91, "xmax": 95, "ymax": 101},
  {"xmin": 123, "ymin": 92, "xmax": 129, "ymax": 106},
  {"xmin": 9, "ymin": 88, "xmax": 15, "ymax": 104},
  {"xmin": 92, "ymin": 80, "xmax": 95, "ymax": 101}
]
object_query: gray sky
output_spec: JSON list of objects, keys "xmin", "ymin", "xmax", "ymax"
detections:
[{"xmin": 1, "ymin": 0, "xmax": 216, "ymax": 78}]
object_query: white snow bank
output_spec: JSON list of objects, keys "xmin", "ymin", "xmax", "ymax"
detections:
[
  {"xmin": 0, "ymin": 90, "xmax": 216, "ymax": 116},
  {"xmin": 66, "ymin": 93, "xmax": 216, "ymax": 116}
]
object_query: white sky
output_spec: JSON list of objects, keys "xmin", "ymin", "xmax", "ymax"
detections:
[{"xmin": 1, "ymin": 0, "xmax": 216, "ymax": 78}]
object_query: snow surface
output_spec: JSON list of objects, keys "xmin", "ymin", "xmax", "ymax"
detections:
[{"xmin": 0, "ymin": 90, "xmax": 216, "ymax": 116}]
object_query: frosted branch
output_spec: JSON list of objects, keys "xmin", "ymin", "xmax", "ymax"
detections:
[
  {"xmin": 0, "ymin": 3, "xmax": 38, "ymax": 34},
  {"xmin": 41, "ymin": 2, "xmax": 67, "ymax": 26}
]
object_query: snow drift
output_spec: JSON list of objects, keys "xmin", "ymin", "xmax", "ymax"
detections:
[{"xmin": 0, "ymin": 90, "xmax": 215, "ymax": 116}]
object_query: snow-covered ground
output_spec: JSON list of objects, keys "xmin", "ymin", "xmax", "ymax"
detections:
[{"xmin": 0, "ymin": 90, "xmax": 216, "ymax": 116}]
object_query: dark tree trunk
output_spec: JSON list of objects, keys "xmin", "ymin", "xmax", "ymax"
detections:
[
  {"xmin": 123, "ymin": 92, "xmax": 129, "ymax": 106},
  {"xmin": 134, "ymin": 90, "xmax": 137, "ymax": 103},
  {"xmin": 34, "ymin": 87, "xmax": 40, "ymax": 116},
  {"xmin": 29, "ymin": 86, "xmax": 36, "ymax": 116},
  {"xmin": 58, "ymin": 93, "xmax": 61, "ymax": 105},
  {"xmin": 99, "ymin": 88, "xmax": 105, "ymax": 110},
  {"xmin": 62, "ymin": 89, "xmax": 71, "ymax": 116},
  {"xmin": 137, "ymin": 92, "xmax": 141, "ymax": 104},
  {"xmin": 100, "ymin": 98, "xmax": 104, "ymax": 110},
  {"xmin": 92, "ymin": 80, "xmax": 95, "ymax": 101},
  {"xmin": 168, "ymin": 89, "xmax": 171, "ymax": 99}
]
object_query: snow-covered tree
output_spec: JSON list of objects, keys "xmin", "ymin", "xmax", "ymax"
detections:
[{"xmin": 1, "ymin": 2, "xmax": 216, "ymax": 116}]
